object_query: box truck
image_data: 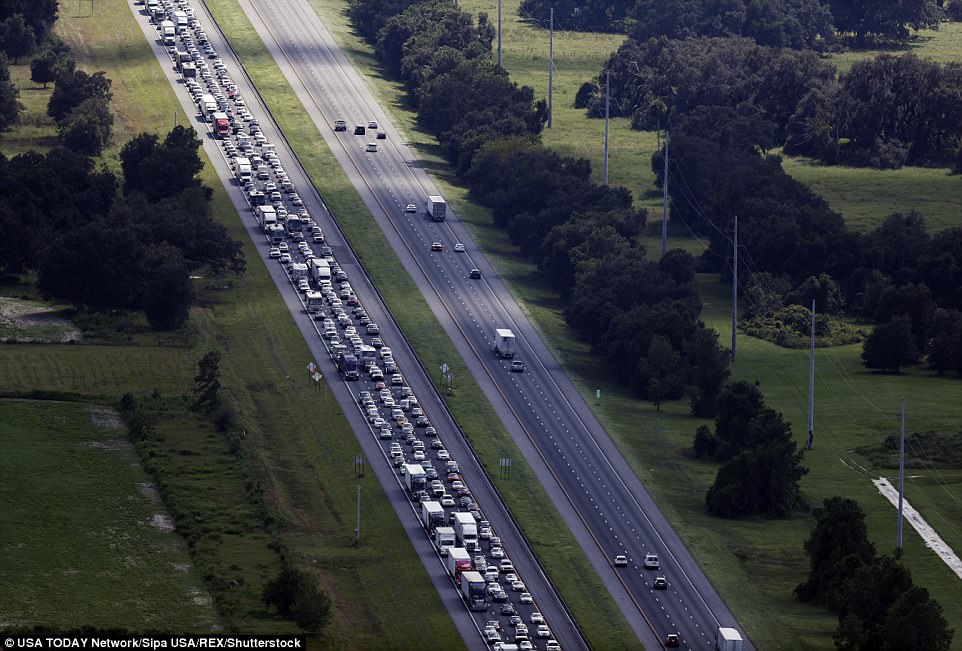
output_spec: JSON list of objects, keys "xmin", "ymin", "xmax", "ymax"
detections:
[
  {"xmin": 421, "ymin": 501, "xmax": 445, "ymax": 531},
  {"xmin": 494, "ymin": 328, "xmax": 516, "ymax": 358},
  {"xmin": 715, "ymin": 627, "xmax": 744, "ymax": 651},
  {"xmin": 453, "ymin": 512, "xmax": 479, "ymax": 552},
  {"xmin": 446, "ymin": 548, "xmax": 472, "ymax": 584},
  {"xmin": 434, "ymin": 526, "xmax": 455, "ymax": 556},
  {"xmin": 425, "ymin": 195, "xmax": 446, "ymax": 222}
]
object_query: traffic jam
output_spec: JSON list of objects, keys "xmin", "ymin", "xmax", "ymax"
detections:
[{"xmin": 139, "ymin": 0, "xmax": 561, "ymax": 647}]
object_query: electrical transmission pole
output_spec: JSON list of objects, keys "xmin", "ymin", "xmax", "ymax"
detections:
[
  {"xmin": 661, "ymin": 131, "xmax": 669, "ymax": 257},
  {"xmin": 808, "ymin": 299, "xmax": 815, "ymax": 450},
  {"xmin": 731, "ymin": 215, "xmax": 738, "ymax": 361},
  {"xmin": 603, "ymin": 70, "xmax": 610, "ymax": 186},
  {"xmin": 548, "ymin": 7, "xmax": 553, "ymax": 128}
]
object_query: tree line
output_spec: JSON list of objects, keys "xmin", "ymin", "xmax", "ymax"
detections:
[
  {"xmin": 348, "ymin": 0, "xmax": 732, "ymax": 416},
  {"xmin": 581, "ymin": 36, "xmax": 962, "ymax": 168},
  {"xmin": 654, "ymin": 108, "xmax": 962, "ymax": 375},
  {"xmin": 519, "ymin": 0, "xmax": 946, "ymax": 49},
  {"xmin": 0, "ymin": 126, "xmax": 244, "ymax": 330}
]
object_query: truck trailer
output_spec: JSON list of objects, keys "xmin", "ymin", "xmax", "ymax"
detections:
[
  {"xmin": 715, "ymin": 627, "xmax": 744, "ymax": 651},
  {"xmin": 234, "ymin": 157, "xmax": 252, "ymax": 183},
  {"xmin": 460, "ymin": 570, "xmax": 487, "ymax": 611},
  {"xmin": 160, "ymin": 20, "xmax": 175, "ymax": 46},
  {"xmin": 446, "ymin": 547, "xmax": 472, "ymax": 584},
  {"xmin": 452, "ymin": 512, "xmax": 479, "ymax": 552},
  {"xmin": 494, "ymin": 328, "xmax": 516, "ymax": 358},
  {"xmin": 212, "ymin": 112, "xmax": 230, "ymax": 139},
  {"xmin": 403, "ymin": 464, "xmax": 427, "ymax": 496},
  {"xmin": 425, "ymin": 195, "xmax": 446, "ymax": 222},
  {"xmin": 336, "ymin": 353, "xmax": 359, "ymax": 380}
]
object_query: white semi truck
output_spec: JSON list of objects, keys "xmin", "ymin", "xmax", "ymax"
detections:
[{"xmin": 494, "ymin": 328, "xmax": 516, "ymax": 358}]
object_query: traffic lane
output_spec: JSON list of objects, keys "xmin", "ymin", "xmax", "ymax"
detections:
[
  {"xmin": 199, "ymin": 1, "xmax": 572, "ymax": 647},
  {"xmin": 238, "ymin": 0, "xmax": 728, "ymax": 644},
  {"xmin": 136, "ymin": 3, "xmax": 485, "ymax": 648}
]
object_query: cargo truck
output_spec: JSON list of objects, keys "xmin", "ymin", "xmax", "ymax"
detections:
[
  {"xmin": 425, "ymin": 195, "xmax": 446, "ymax": 222},
  {"xmin": 434, "ymin": 527, "xmax": 455, "ymax": 556},
  {"xmin": 421, "ymin": 501, "xmax": 445, "ymax": 531},
  {"xmin": 160, "ymin": 20, "xmax": 175, "ymax": 45},
  {"xmin": 256, "ymin": 205, "xmax": 276, "ymax": 231},
  {"xmin": 715, "ymin": 627, "xmax": 743, "ymax": 651},
  {"xmin": 446, "ymin": 548, "xmax": 472, "ymax": 584},
  {"xmin": 460, "ymin": 570, "xmax": 487, "ymax": 611},
  {"xmin": 494, "ymin": 328, "xmax": 516, "ymax": 358},
  {"xmin": 310, "ymin": 258, "xmax": 331, "ymax": 284},
  {"xmin": 452, "ymin": 512, "xmax": 479, "ymax": 552},
  {"xmin": 403, "ymin": 464, "xmax": 426, "ymax": 496},
  {"xmin": 290, "ymin": 263, "xmax": 309, "ymax": 281},
  {"xmin": 336, "ymin": 353, "xmax": 359, "ymax": 380},
  {"xmin": 212, "ymin": 112, "xmax": 230, "ymax": 139},
  {"xmin": 234, "ymin": 157, "xmax": 252, "ymax": 183},
  {"xmin": 172, "ymin": 10, "xmax": 188, "ymax": 33},
  {"xmin": 267, "ymin": 224, "xmax": 286, "ymax": 245},
  {"xmin": 358, "ymin": 345, "xmax": 377, "ymax": 371},
  {"xmin": 199, "ymin": 94, "xmax": 216, "ymax": 121}
]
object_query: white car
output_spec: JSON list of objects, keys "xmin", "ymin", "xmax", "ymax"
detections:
[
  {"xmin": 440, "ymin": 494, "xmax": 455, "ymax": 507},
  {"xmin": 536, "ymin": 625, "xmax": 551, "ymax": 639},
  {"xmin": 405, "ymin": 203, "xmax": 417, "ymax": 213},
  {"xmin": 279, "ymin": 253, "xmax": 291, "ymax": 264},
  {"xmin": 268, "ymin": 247, "xmax": 280, "ymax": 258},
  {"xmin": 529, "ymin": 612, "xmax": 544, "ymax": 624},
  {"xmin": 454, "ymin": 243, "xmax": 465, "ymax": 252},
  {"xmin": 643, "ymin": 553, "xmax": 660, "ymax": 569},
  {"xmin": 511, "ymin": 580, "xmax": 525, "ymax": 592},
  {"xmin": 519, "ymin": 592, "xmax": 533, "ymax": 604},
  {"xmin": 436, "ymin": 449, "xmax": 450, "ymax": 461},
  {"xmin": 614, "ymin": 554, "xmax": 628, "ymax": 567},
  {"xmin": 490, "ymin": 546, "xmax": 504, "ymax": 559}
]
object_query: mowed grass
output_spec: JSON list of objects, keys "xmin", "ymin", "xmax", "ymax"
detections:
[
  {"xmin": 0, "ymin": 0, "xmax": 462, "ymax": 644},
  {"xmin": 287, "ymin": 2, "xmax": 962, "ymax": 648},
  {"xmin": 204, "ymin": 0, "xmax": 643, "ymax": 648},
  {"xmin": 0, "ymin": 399, "xmax": 216, "ymax": 630}
]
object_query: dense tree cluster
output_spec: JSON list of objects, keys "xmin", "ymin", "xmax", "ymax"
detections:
[
  {"xmin": 586, "ymin": 38, "xmax": 962, "ymax": 168},
  {"xmin": 796, "ymin": 497, "xmax": 954, "ymax": 651},
  {"xmin": 0, "ymin": 1, "xmax": 58, "ymax": 50},
  {"xmin": 694, "ymin": 381, "xmax": 808, "ymax": 517},
  {"xmin": 0, "ymin": 53, "xmax": 20, "ymax": 131},
  {"xmin": 45, "ymin": 60, "xmax": 116, "ymax": 156},
  {"xmin": 348, "ymin": 0, "xmax": 732, "ymax": 414},
  {"xmin": 0, "ymin": 129, "xmax": 244, "ymax": 330},
  {"xmin": 263, "ymin": 566, "xmax": 333, "ymax": 633},
  {"xmin": 519, "ymin": 0, "xmax": 939, "ymax": 47}
]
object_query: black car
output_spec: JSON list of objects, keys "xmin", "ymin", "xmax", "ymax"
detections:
[
  {"xmin": 653, "ymin": 576, "xmax": 668, "ymax": 590},
  {"xmin": 499, "ymin": 601, "xmax": 514, "ymax": 613},
  {"xmin": 510, "ymin": 360, "xmax": 525, "ymax": 373},
  {"xmin": 353, "ymin": 125, "xmax": 366, "ymax": 135},
  {"xmin": 469, "ymin": 268, "xmax": 482, "ymax": 279}
]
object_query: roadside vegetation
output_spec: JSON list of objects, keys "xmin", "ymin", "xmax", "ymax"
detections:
[{"xmin": 0, "ymin": 0, "xmax": 461, "ymax": 646}]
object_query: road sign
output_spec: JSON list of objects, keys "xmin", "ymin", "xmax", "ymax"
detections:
[
  {"xmin": 441, "ymin": 363, "xmax": 449, "ymax": 374},
  {"xmin": 312, "ymin": 371, "xmax": 322, "ymax": 382},
  {"xmin": 308, "ymin": 362, "xmax": 316, "ymax": 373}
]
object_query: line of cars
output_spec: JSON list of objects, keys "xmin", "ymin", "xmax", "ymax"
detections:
[{"xmin": 139, "ymin": 2, "xmax": 563, "ymax": 648}]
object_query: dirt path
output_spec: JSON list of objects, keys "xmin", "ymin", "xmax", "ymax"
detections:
[{"xmin": 0, "ymin": 296, "xmax": 82, "ymax": 343}]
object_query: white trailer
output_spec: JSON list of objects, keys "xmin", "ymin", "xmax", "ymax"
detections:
[{"xmin": 494, "ymin": 328, "xmax": 516, "ymax": 358}]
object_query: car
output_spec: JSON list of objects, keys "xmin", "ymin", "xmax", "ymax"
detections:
[
  {"xmin": 485, "ymin": 571, "xmax": 501, "ymax": 585},
  {"xmin": 376, "ymin": 130, "xmax": 386, "ymax": 139},
  {"xmin": 416, "ymin": 415, "xmax": 430, "ymax": 427},
  {"xmin": 653, "ymin": 576, "xmax": 668, "ymax": 590},
  {"xmin": 353, "ymin": 125, "xmax": 366, "ymax": 135},
  {"xmin": 440, "ymin": 494, "xmax": 455, "ymax": 507},
  {"xmin": 391, "ymin": 373, "xmax": 404, "ymax": 386},
  {"xmin": 379, "ymin": 427, "xmax": 393, "ymax": 440},
  {"xmin": 447, "ymin": 472, "xmax": 461, "ymax": 483},
  {"xmin": 507, "ymin": 615, "xmax": 522, "ymax": 628},
  {"xmin": 490, "ymin": 546, "xmax": 505, "ymax": 559},
  {"xmin": 519, "ymin": 592, "xmax": 533, "ymax": 604},
  {"xmin": 431, "ymin": 439, "xmax": 444, "ymax": 450},
  {"xmin": 459, "ymin": 496, "xmax": 473, "ymax": 509},
  {"xmin": 644, "ymin": 553, "xmax": 660, "ymax": 569},
  {"xmin": 613, "ymin": 554, "xmax": 628, "ymax": 567},
  {"xmin": 545, "ymin": 641, "xmax": 561, "ymax": 651},
  {"xmin": 279, "ymin": 253, "xmax": 291, "ymax": 264},
  {"xmin": 511, "ymin": 580, "xmax": 526, "ymax": 592},
  {"xmin": 529, "ymin": 612, "xmax": 544, "ymax": 625},
  {"xmin": 367, "ymin": 323, "xmax": 380, "ymax": 335},
  {"xmin": 454, "ymin": 243, "xmax": 465, "ymax": 252},
  {"xmin": 469, "ymin": 269, "xmax": 482, "ymax": 279},
  {"xmin": 268, "ymin": 247, "xmax": 281, "ymax": 258},
  {"xmin": 486, "ymin": 621, "xmax": 501, "ymax": 633},
  {"xmin": 277, "ymin": 241, "xmax": 289, "ymax": 253},
  {"xmin": 368, "ymin": 120, "xmax": 379, "ymax": 129},
  {"xmin": 492, "ymin": 590, "xmax": 508, "ymax": 603},
  {"xmin": 665, "ymin": 633, "xmax": 680, "ymax": 648},
  {"xmin": 405, "ymin": 203, "xmax": 417, "ymax": 213},
  {"xmin": 484, "ymin": 628, "xmax": 501, "ymax": 644},
  {"xmin": 365, "ymin": 142, "xmax": 378, "ymax": 152},
  {"xmin": 510, "ymin": 360, "xmax": 525, "ymax": 373},
  {"xmin": 499, "ymin": 559, "xmax": 514, "ymax": 572},
  {"xmin": 436, "ymin": 449, "xmax": 450, "ymax": 461},
  {"xmin": 518, "ymin": 642, "xmax": 533, "ymax": 651},
  {"xmin": 490, "ymin": 536, "xmax": 502, "ymax": 548},
  {"xmin": 536, "ymin": 625, "xmax": 551, "ymax": 639},
  {"xmin": 425, "ymin": 426, "xmax": 437, "ymax": 437},
  {"xmin": 334, "ymin": 120, "xmax": 347, "ymax": 131}
]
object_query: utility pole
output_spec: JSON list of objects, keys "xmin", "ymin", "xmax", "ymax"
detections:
[
  {"xmin": 497, "ymin": 0, "xmax": 502, "ymax": 68},
  {"xmin": 547, "ymin": 7, "xmax": 553, "ymax": 128},
  {"xmin": 731, "ymin": 215, "xmax": 738, "ymax": 361},
  {"xmin": 661, "ymin": 131, "xmax": 669, "ymax": 257},
  {"xmin": 355, "ymin": 485, "xmax": 361, "ymax": 546},
  {"xmin": 808, "ymin": 299, "xmax": 815, "ymax": 450},
  {"xmin": 603, "ymin": 70, "xmax": 610, "ymax": 186},
  {"xmin": 896, "ymin": 397, "xmax": 905, "ymax": 558}
]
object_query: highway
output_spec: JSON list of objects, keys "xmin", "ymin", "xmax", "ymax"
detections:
[
  {"xmin": 228, "ymin": 0, "xmax": 755, "ymax": 649},
  {"xmin": 130, "ymin": 1, "xmax": 586, "ymax": 649}
]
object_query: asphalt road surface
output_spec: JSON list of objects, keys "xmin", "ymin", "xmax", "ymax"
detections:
[
  {"xmin": 130, "ymin": 1, "xmax": 587, "ymax": 649},
  {"xmin": 229, "ymin": 0, "xmax": 755, "ymax": 649}
]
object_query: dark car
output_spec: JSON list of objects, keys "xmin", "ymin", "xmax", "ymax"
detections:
[
  {"xmin": 469, "ymin": 268, "xmax": 482, "ymax": 279},
  {"xmin": 510, "ymin": 360, "xmax": 525, "ymax": 373},
  {"xmin": 653, "ymin": 576, "xmax": 668, "ymax": 590},
  {"xmin": 499, "ymin": 601, "xmax": 515, "ymax": 614},
  {"xmin": 376, "ymin": 131, "xmax": 386, "ymax": 139},
  {"xmin": 665, "ymin": 634, "xmax": 680, "ymax": 648},
  {"xmin": 353, "ymin": 125, "xmax": 365, "ymax": 135}
]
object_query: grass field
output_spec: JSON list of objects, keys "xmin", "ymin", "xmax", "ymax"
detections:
[
  {"xmin": 203, "ymin": 0, "xmax": 643, "ymax": 647},
  {"xmin": 294, "ymin": 1, "xmax": 962, "ymax": 649},
  {"xmin": 0, "ymin": 399, "xmax": 217, "ymax": 630},
  {"xmin": 0, "ymin": 1, "xmax": 462, "ymax": 645}
]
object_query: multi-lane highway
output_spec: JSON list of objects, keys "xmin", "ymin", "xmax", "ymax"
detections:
[
  {"xmin": 130, "ymin": 1, "xmax": 588, "ymax": 649},
  {"xmin": 227, "ymin": 0, "xmax": 754, "ymax": 648}
]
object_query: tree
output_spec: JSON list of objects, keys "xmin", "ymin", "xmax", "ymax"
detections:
[
  {"xmin": 795, "ymin": 497, "xmax": 876, "ymax": 608},
  {"xmin": 192, "ymin": 350, "xmax": 222, "ymax": 415},
  {"xmin": 120, "ymin": 126, "xmax": 208, "ymax": 201},
  {"xmin": 263, "ymin": 566, "xmax": 333, "ymax": 634},
  {"xmin": 705, "ymin": 407, "xmax": 808, "ymax": 518},
  {"xmin": 48, "ymin": 68, "xmax": 111, "ymax": 122},
  {"xmin": 786, "ymin": 273, "xmax": 845, "ymax": 315},
  {"xmin": 58, "ymin": 97, "xmax": 113, "ymax": 156},
  {"xmin": 30, "ymin": 50, "xmax": 57, "ymax": 88},
  {"xmin": 711, "ymin": 380, "xmax": 765, "ymax": 460},
  {"xmin": 828, "ymin": 0, "xmax": 937, "ymax": 46},
  {"xmin": 640, "ymin": 335, "xmax": 681, "ymax": 410},
  {"xmin": 141, "ymin": 246, "xmax": 193, "ymax": 330},
  {"xmin": 862, "ymin": 315, "xmax": 919, "ymax": 373},
  {"xmin": 878, "ymin": 585, "xmax": 954, "ymax": 651},
  {"xmin": 683, "ymin": 325, "xmax": 731, "ymax": 417},
  {"xmin": 0, "ymin": 54, "xmax": 21, "ymax": 131},
  {"xmin": 0, "ymin": 14, "xmax": 35, "ymax": 64}
]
